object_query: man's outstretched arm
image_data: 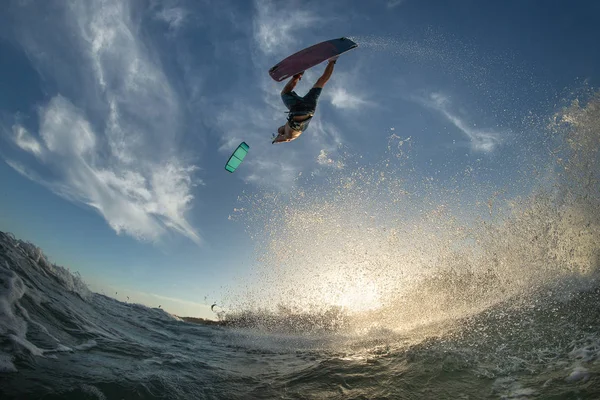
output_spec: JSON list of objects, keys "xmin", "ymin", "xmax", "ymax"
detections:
[
  {"xmin": 313, "ymin": 60, "xmax": 336, "ymax": 89},
  {"xmin": 281, "ymin": 73, "xmax": 303, "ymax": 94}
]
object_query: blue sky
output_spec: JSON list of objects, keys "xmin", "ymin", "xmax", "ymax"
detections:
[{"xmin": 1, "ymin": 0, "xmax": 599, "ymax": 318}]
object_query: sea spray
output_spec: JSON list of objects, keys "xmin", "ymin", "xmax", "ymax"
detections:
[{"xmin": 224, "ymin": 91, "xmax": 600, "ymax": 336}]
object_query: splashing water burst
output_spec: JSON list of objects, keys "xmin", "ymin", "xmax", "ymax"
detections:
[{"xmin": 224, "ymin": 91, "xmax": 600, "ymax": 336}]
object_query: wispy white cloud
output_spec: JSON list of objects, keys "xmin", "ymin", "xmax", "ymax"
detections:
[
  {"xmin": 13, "ymin": 125, "xmax": 43, "ymax": 156},
  {"xmin": 10, "ymin": 96, "xmax": 199, "ymax": 243},
  {"xmin": 387, "ymin": 0, "xmax": 406, "ymax": 8},
  {"xmin": 154, "ymin": 6, "xmax": 189, "ymax": 32},
  {"xmin": 253, "ymin": 0, "xmax": 319, "ymax": 55},
  {"xmin": 3, "ymin": 0, "xmax": 201, "ymax": 244},
  {"xmin": 38, "ymin": 96, "xmax": 96, "ymax": 156},
  {"xmin": 329, "ymin": 87, "xmax": 371, "ymax": 110},
  {"xmin": 421, "ymin": 92, "xmax": 503, "ymax": 152},
  {"xmin": 4, "ymin": 159, "xmax": 43, "ymax": 183},
  {"xmin": 322, "ymin": 60, "xmax": 373, "ymax": 112},
  {"xmin": 307, "ymin": 118, "xmax": 343, "ymax": 150}
]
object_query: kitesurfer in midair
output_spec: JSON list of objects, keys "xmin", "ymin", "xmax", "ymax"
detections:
[{"xmin": 272, "ymin": 57, "xmax": 338, "ymax": 144}]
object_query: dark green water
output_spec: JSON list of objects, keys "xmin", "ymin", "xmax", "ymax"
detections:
[{"xmin": 1, "ymin": 229, "xmax": 599, "ymax": 399}]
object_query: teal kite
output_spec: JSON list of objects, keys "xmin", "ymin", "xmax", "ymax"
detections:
[{"xmin": 225, "ymin": 142, "xmax": 249, "ymax": 173}]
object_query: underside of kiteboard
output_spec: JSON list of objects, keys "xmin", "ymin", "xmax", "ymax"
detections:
[{"xmin": 268, "ymin": 37, "xmax": 358, "ymax": 82}]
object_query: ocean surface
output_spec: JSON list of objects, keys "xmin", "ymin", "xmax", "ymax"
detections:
[{"xmin": 0, "ymin": 228, "xmax": 599, "ymax": 400}]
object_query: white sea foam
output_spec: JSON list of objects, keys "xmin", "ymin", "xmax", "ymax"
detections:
[
  {"xmin": 0, "ymin": 261, "xmax": 33, "ymax": 368},
  {"xmin": 46, "ymin": 344, "xmax": 73, "ymax": 353},
  {"xmin": 565, "ymin": 366, "xmax": 590, "ymax": 383},
  {"xmin": 8, "ymin": 334, "xmax": 45, "ymax": 356},
  {"xmin": 492, "ymin": 377, "xmax": 537, "ymax": 399},
  {"xmin": 80, "ymin": 384, "xmax": 107, "ymax": 400},
  {"xmin": 1, "ymin": 233, "xmax": 99, "ymax": 369},
  {"xmin": 569, "ymin": 342, "xmax": 600, "ymax": 362},
  {"xmin": 15, "ymin": 240, "xmax": 91, "ymax": 299},
  {"xmin": 75, "ymin": 340, "xmax": 98, "ymax": 351}
]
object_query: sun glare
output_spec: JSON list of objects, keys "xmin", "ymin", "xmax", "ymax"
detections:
[{"xmin": 315, "ymin": 271, "xmax": 383, "ymax": 313}]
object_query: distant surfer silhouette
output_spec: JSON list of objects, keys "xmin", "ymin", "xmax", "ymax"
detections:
[{"xmin": 272, "ymin": 57, "xmax": 338, "ymax": 144}]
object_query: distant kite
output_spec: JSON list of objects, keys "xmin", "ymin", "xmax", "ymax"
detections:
[
  {"xmin": 225, "ymin": 142, "xmax": 249, "ymax": 173},
  {"xmin": 211, "ymin": 303, "xmax": 218, "ymax": 312}
]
